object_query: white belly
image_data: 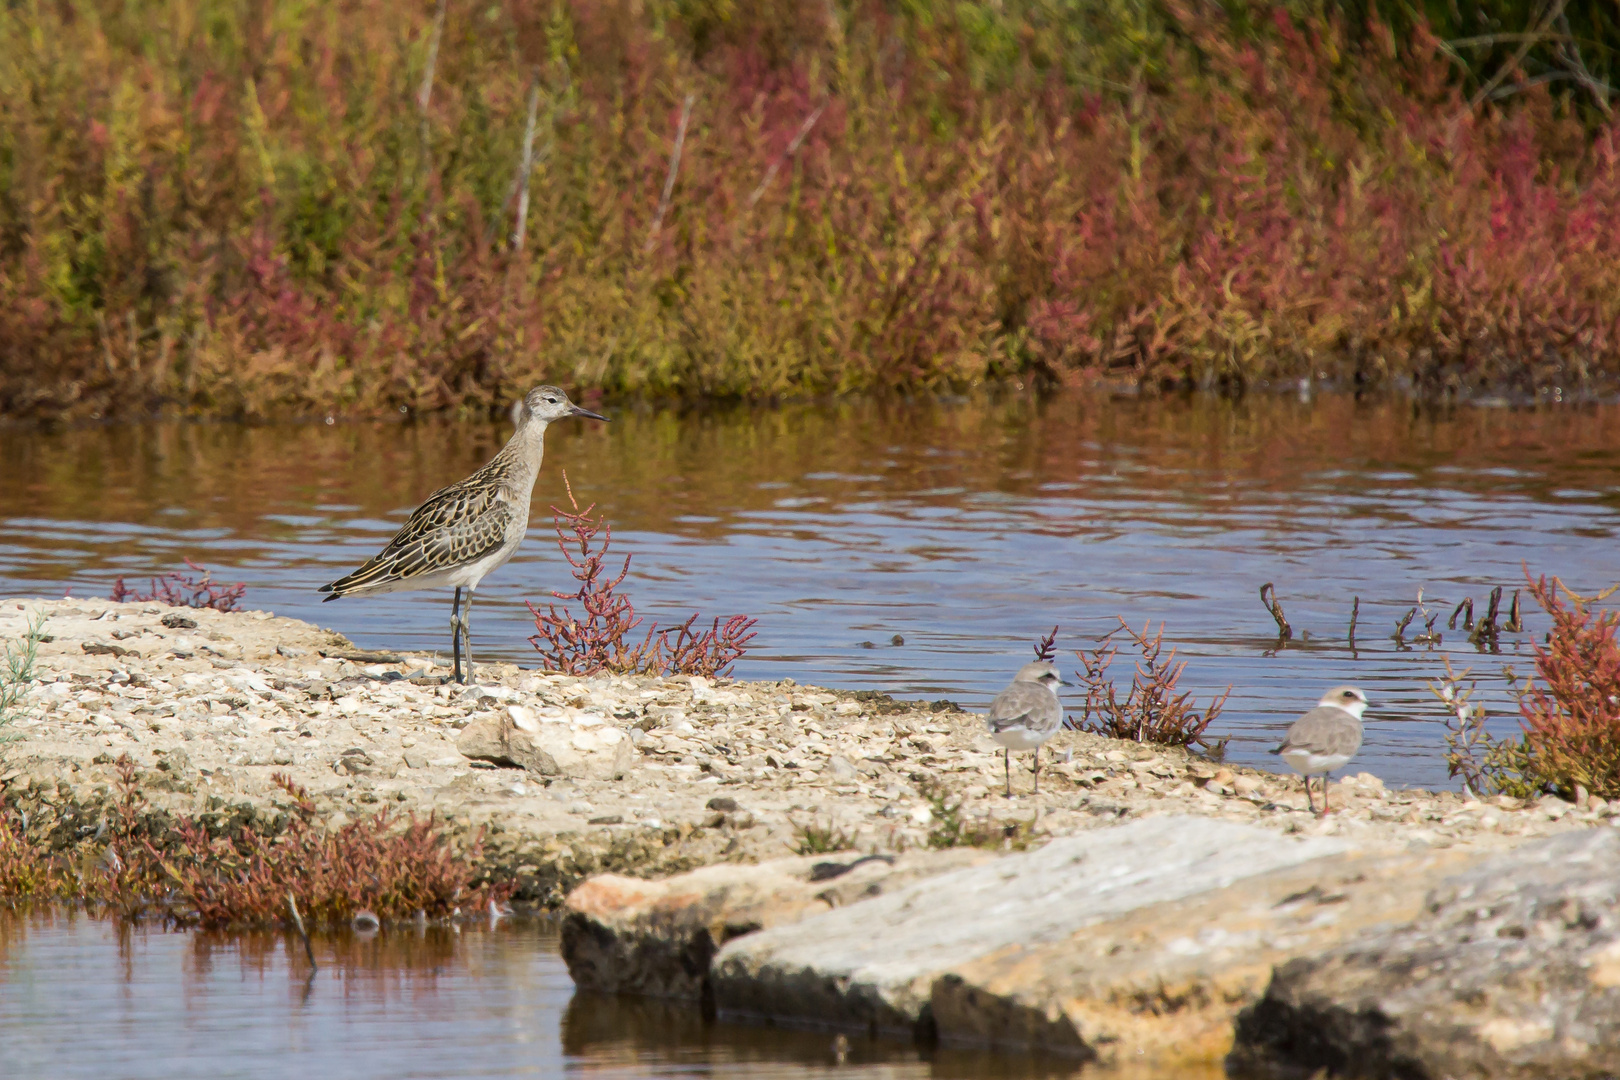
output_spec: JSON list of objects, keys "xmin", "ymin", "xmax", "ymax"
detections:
[
  {"xmin": 990, "ymin": 724, "xmax": 1058, "ymax": 751},
  {"xmin": 1280, "ymin": 749, "xmax": 1352, "ymax": 777},
  {"xmin": 445, "ymin": 536, "xmax": 523, "ymax": 591}
]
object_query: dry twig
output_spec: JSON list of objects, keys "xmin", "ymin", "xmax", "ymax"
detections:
[{"xmin": 645, "ymin": 93, "xmax": 695, "ymax": 254}]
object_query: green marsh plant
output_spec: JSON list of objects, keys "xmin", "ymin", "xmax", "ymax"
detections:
[{"xmin": 0, "ymin": 612, "xmax": 47, "ymax": 744}]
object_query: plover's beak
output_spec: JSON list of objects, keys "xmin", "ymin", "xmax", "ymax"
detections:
[{"xmin": 571, "ymin": 404, "xmax": 608, "ymax": 422}]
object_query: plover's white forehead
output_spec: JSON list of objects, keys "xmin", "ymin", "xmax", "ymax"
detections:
[{"xmin": 1318, "ymin": 685, "xmax": 1368, "ymax": 708}]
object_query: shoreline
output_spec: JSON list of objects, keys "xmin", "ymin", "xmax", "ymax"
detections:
[
  {"xmin": 6, "ymin": 380, "xmax": 1620, "ymax": 431},
  {"xmin": 0, "ymin": 599, "xmax": 1600, "ymax": 898},
  {"xmin": 5, "ymin": 599, "xmax": 1618, "ymax": 1073}
]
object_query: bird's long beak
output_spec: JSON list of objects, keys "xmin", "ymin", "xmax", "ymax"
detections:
[{"xmin": 572, "ymin": 404, "xmax": 608, "ymax": 422}]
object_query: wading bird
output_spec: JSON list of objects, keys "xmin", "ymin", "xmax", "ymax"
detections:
[
  {"xmin": 319, "ymin": 386, "xmax": 606, "ymax": 684},
  {"xmin": 985, "ymin": 660, "xmax": 1067, "ymax": 797},
  {"xmin": 1270, "ymin": 685, "xmax": 1368, "ymax": 815}
]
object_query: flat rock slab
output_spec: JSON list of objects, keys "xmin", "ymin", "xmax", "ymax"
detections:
[
  {"xmin": 930, "ymin": 845, "xmax": 1490, "ymax": 1065},
  {"xmin": 711, "ymin": 816, "xmax": 1350, "ymax": 1036},
  {"xmin": 562, "ymin": 847, "xmax": 995, "ymax": 1000},
  {"xmin": 1229, "ymin": 828, "xmax": 1620, "ymax": 1080}
]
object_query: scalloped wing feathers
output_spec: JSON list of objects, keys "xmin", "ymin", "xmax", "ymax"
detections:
[{"xmin": 321, "ymin": 475, "xmax": 517, "ymax": 596}]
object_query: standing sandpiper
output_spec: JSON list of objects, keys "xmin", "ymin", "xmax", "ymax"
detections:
[
  {"xmin": 1269, "ymin": 686, "xmax": 1368, "ymax": 815},
  {"xmin": 985, "ymin": 660, "xmax": 1066, "ymax": 797},
  {"xmin": 319, "ymin": 386, "xmax": 606, "ymax": 684}
]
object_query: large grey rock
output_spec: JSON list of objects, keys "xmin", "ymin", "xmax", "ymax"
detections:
[
  {"xmin": 928, "ymin": 845, "xmax": 1489, "ymax": 1065},
  {"xmin": 710, "ymin": 816, "xmax": 1349, "ymax": 1037},
  {"xmin": 1229, "ymin": 828, "xmax": 1620, "ymax": 1080},
  {"xmin": 561, "ymin": 848, "xmax": 995, "ymax": 1000}
]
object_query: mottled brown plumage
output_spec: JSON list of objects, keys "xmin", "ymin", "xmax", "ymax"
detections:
[{"xmin": 320, "ymin": 385, "xmax": 605, "ymax": 683}]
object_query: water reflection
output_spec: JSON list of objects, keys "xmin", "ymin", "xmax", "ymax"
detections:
[
  {"xmin": 0, "ymin": 911, "xmax": 1114, "ymax": 1079},
  {"xmin": 3, "ymin": 392, "xmax": 1619, "ymax": 788},
  {"xmin": 561, "ymin": 993, "xmax": 1100, "ymax": 1078}
]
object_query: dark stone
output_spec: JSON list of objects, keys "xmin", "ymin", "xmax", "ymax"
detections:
[{"xmin": 1229, "ymin": 829, "xmax": 1620, "ymax": 1080}]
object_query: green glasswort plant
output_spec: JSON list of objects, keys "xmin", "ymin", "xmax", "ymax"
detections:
[{"xmin": 0, "ymin": 612, "xmax": 47, "ymax": 743}]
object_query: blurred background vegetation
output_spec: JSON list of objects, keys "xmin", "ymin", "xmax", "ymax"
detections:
[{"xmin": 3, "ymin": 0, "xmax": 1619, "ymax": 420}]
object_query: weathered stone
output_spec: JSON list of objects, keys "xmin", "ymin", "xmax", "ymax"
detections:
[
  {"xmin": 561, "ymin": 848, "xmax": 993, "ymax": 1000},
  {"xmin": 1229, "ymin": 829, "xmax": 1620, "ymax": 1080},
  {"xmin": 928, "ymin": 845, "xmax": 1490, "ymax": 1065},
  {"xmin": 710, "ymin": 817, "xmax": 1349, "ymax": 1037},
  {"xmin": 456, "ymin": 709, "xmax": 634, "ymax": 780}
]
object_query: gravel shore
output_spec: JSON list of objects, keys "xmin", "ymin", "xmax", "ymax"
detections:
[{"xmin": 0, "ymin": 599, "xmax": 1607, "ymax": 904}]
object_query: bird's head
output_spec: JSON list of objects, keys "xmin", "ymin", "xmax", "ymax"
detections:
[
  {"xmin": 518, "ymin": 385, "xmax": 607, "ymax": 426},
  {"xmin": 1014, "ymin": 659, "xmax": 1066, "ymax": 689},
  {"xmin": 1319, "ymin": 685, "xmax": 1369, "ymax": 718}
]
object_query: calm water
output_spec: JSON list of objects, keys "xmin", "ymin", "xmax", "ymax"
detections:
[
  {"xmin": 3, "ymin": 391, "xmax": 1618, "ymax": 789},
  {"xmin": 0, "ymin": 911, "xmax": 1099, "ymax": 1078}
]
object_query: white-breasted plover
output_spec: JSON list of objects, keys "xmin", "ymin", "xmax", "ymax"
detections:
[
  {"xmin": 985, "ymin": 660, "xmax": 1066, "ymax": 797},
  {"xmin": 1269, "ymin": 685, "xmax": 1368, "ymax": 815}
]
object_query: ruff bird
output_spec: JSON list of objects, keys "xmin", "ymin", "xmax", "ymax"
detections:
[
  {"xmin": 1269, "ymin": 685, "xmax": 1368, "ymax": 814},
  {"xmin": 319, "ymin": 386, "xmax": 606, "ymax": 684},
  {"xmin": 985, "ymin": 660, "xmax": 1066, "ymax": 797}
]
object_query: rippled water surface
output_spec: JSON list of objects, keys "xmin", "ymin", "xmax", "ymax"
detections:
[
  {"xmin": 3, "ymin": 391, "xmax": 1619, "ymax": 788},
  {"xmin": 0, "ymin": 911, "xmax": 1099, "ymax": 1078}
]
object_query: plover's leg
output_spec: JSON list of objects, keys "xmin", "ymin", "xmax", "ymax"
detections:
[
  {"xmin": 1303, "ymin": 774, "xmax": 1316, "ymax": 814},
  {"xmin": 1032, "ymin": 746, "xmax": 1040, "ymax": 795},
  {"xmin": 450, "ymin": 587, "xmax": 464, "ymax": 684},
  {"xmin": 1004, "ymin": 748, "xmax": 1012, "ymax": 799},
  {"xmin": 1321, "ymin": 774, "xmax": 1331, "ymax": 815},
  {"xmin": 462, "ymin": 589, "xmax": 475, "ymax": 685}
]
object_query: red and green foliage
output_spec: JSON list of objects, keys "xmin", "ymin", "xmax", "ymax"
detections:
[
  {"xmin": 528, "ymin": 473, "xmax": 756, "ymax": 677},
  {"xmin": 1074, "ymin": 617, "xmax": 1230, "ymax": 748},
  {"xmin": 110, "ymin": 558, "xmax": 246, "ymax": 612},
  {"xmin": 0, "ymin": 760, "xmax": 500, "ymax": 927},
  {"xmin": 1517, "ymin": 574, "xmax": 1620, "ymax": 799},
  {"xmin": 1440, "ymin": 571, "xmax": 1620, "ymax": 800},
  {"xmin": 4, "ymin": 1, "xmax": 1620, "ymax": 420}
]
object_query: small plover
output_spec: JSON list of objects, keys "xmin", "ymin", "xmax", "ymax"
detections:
[
  {"xmin": 985, "ymin": 660, "xmax": 1066, "ymax": 797},
  {"xmin": 320, "ymin": 386, "xmax": 606, "ymax": 684},
  {"xmin": 1269, "ymin": 686, "xmax": 1368, "ymax": 815}
]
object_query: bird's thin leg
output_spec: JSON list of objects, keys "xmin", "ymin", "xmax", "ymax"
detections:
[
  {"xmin": 1304, "ymin": 775, "xmax": 1316, "ymax": 814},
  {"xmin": 1004, "ymin": 748, "xmax": 1012, "ymax": 799},
  {"xmin": 450, "ymin": 588, "xmax": 463, "ymax": 685},
  {"xmin": 1033, "ymin": 746, "xmax": 1040, "ymax": 795},
  {"xmin": 1321, "ymin": 775, "xmax": 1331, "ymax": 815},
  {"xmin": 462, "ymin": 589, "xmax": 475, "ymax": 685}
]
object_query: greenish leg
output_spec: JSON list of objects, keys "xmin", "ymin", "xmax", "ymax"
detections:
[{"xmin": 451, "ymin": 587, "xmax": 464, "ymax": 685}]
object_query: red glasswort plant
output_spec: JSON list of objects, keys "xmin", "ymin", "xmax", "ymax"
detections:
[
  {"xmin": 1437, "ymin": 570, "xmax": 1620, "ymax": 800},
  {"xmin": 0, "ymin": 759, "xmax": 502, "ymax": 927},
  {"xmin": 1517, "ymin": 573, "xmax": 1620, "ymax": 799},
  {"xmin": 1073, "ymin": 617, "xmax": 1230, "ymax": 748},
  {"xmin": 110, "ymin": 558, "xmax": 246, "ymax": 612},
  {"xmin": 528, "ymin": 474, "xmax": 756, "ymax": 678},
  {"xmin": 164, "ymin": 775, "xmax": 490, "ymax": 928}
]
